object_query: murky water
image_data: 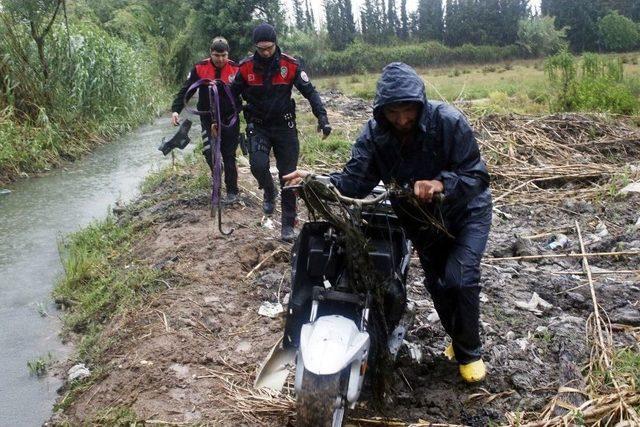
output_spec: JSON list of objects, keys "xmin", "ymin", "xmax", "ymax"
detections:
[{"xmin": 0, "ymin": 117, "xmax": 195, "ymax": 426}]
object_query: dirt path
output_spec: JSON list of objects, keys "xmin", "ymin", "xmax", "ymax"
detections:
[{"xmin": 50, "ymin": 165, "xmax": 640, "ymax": 426}]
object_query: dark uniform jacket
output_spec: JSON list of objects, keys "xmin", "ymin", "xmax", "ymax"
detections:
[
  {"xmin": 330, "ymin": 62, "xmax": 492, "ymax": 244},
  {"xmin": 231, "ymin": 47, "xmax": 327, "ymax": 126},
  {"xmin": 171, "ymin": 58, "xmax": 239, "ymax": 121}
]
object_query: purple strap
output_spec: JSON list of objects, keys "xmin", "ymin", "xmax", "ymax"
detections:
[
  {"xmin": 184, "ymin": 78, "xmax": 238, "ymax": 128},
  {"xmin": 210, "ymin": 84, "xmax": 222, "ymax": 206},
  {"xmin": 183, "ymin": 78, "xmax": 239, "ymax": 207}
]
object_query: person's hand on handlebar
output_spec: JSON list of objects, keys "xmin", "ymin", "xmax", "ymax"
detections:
[
  {"xmin": 283, "ymin": 169, "xmax": 311, "ymax": 187},
  {"xmin": 414, "ymin": 180, "xmax": 444, "ymax": 203}
]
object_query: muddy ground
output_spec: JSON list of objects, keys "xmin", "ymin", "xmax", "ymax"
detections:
[{"xmin": 49, "ymin": 97, "xmax": 640, "ymax": 426}]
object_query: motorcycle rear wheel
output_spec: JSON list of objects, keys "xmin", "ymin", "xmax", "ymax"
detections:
[{"xmin": 296, "ymin": 369, "xmax": 346, "ymax": 427}]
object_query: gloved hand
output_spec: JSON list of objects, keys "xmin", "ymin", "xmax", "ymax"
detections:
[{"xmin": 317, "ymin": 115, "xmax": 331, "ymax": 140}]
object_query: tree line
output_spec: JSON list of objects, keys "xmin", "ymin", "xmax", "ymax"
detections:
[{"xmin": 323, "ymin": 0, "xmax": 640, "ymax": 52}]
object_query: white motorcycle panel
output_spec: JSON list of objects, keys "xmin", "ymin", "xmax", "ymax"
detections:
[{"xmin": 299, "ymin": 315, "xmax": 370, "ymax": 376}]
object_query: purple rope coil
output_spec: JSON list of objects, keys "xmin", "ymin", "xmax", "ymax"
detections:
[{"xmin": 184, "ymin": 79, "xmax": 238, "ymax": 208}]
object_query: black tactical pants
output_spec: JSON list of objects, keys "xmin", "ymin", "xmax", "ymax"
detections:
[
  {"xmin": 417, "ymin": 205, "xmax": 492, "ymax": 364},
  {"xmin": 247, "ymin": 123, "xmax": 299, "ymax": 226},
  {"xmin": 201, "ymin": 117, "xmax": 240, "ymax": 195}
]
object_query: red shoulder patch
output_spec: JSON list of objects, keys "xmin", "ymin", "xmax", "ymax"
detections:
[
  {"xmin": 222, "ymin": 61, "xmax": 239, "ymax": 84},
  {"xmin": 195, "ymin": 59, "xmax": 215, "ymax": 80},
  {"xmin": 239, "ymin": 60, "xmax": 263, "ymax": 86}
]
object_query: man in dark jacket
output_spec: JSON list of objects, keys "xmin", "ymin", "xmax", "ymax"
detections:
[
  {"xmin": 171, "ymin": 36, "xmax": 240, "ymax": 204},
  {"xmin": 231, "ymin": 23, "xmax": 331, "ymax": 241},
  {"xmin": 284, "ymin": 62, "xmax": 492, "ymax": 383}
]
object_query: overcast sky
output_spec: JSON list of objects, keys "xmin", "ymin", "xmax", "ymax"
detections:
[{"xmin": 294, "ymin": 0, "xmax": 542, "ymax": 28}]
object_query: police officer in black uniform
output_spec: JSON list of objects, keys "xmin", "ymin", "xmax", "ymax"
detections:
[
  {"xmin": 231, "ymin": 23, "xmax": 331, "ymax": 241},
  {"xmin": 171, "ymin": 37, "xmax": 240, "ymax": 204}
]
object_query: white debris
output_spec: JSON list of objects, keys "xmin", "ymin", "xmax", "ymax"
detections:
[
  {"xmin": 479, "ymin": 292, "xmax": 489, "ymax": 303},
  {"xmin": 515, "ymin": 292, "xmax": 553, "ymax": 315},
  {"xmin": 235, "ymin": 341, "xmax": 252, "ymax": 353},
  {"xmin": 258, "ymin": 301, "xmax": 284, "ymax": 318},
  {"xmin": 493, "ymin": 206, "xmax": 513, "ymax": 220},
  {"xmin": 403, "ymin": 340, "xmax": 423, "ymax": 363},
  {"xmin": 261, "ymin": 216, "xmax": 275, "ymax": 230},
  {"xmin": 68, "ymin": 364, "xmax": 91, "ymax": 382},
  {"xmin": 515, "ymin": 338, "xmax": 529, "ymax": 351},
  {"xmin": 282, "ymin": 292, "xmax": 290, "ymax": 305},
  {"xmin": 204, "ymin": 295, "xmax": 220, "ymax": 304},
  {"xmin": 169, "ymin": 363, "xmax": 190, "ymax": 379},
  {"xmin": 619, "ymin": 182, "xmax": 640, "ymax": 195},
  {"xmin": 535, "ymin": 326, "xmax": 549, "ymax": 334},
  {"xmin": 139, "ymin": 360, "xmax": 154, "ymax": 366},
  {"xmin": 506, "ymin": 331, "xmax": 516, "ymax": 340},
  {"xmin": 427, "ymin": 311, "xmax": 440, "ymax": 323},
  {"xmin": 595, "ymin": 222, "xmax": 609, "ymax": 237},
  {"xmin": 548, "ymin": 234, "xmax": 569, "ymax": 250},
  {"xmin": 388, "ymin": 325, "xmax": 407, "ymax": 357}
]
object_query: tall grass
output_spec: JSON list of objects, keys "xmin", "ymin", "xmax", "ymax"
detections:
[
  {"xmin": 546, "ymin": 51, "xmax": 639, "ymax": 114},
  {"xmin": 54, "ymin": 215, "xmax": 162, "ymax": 359},
  {"xmin": 296, "ymin": 40, "xmax": 527, "ymax": 76},
  {"xmin": 0, "ymin": 18, "xmax": 169, "ymax": 182}
]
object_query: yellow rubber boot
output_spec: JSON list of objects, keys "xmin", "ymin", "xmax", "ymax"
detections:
[{"xmin": 459, "ymin": 359, "xmax": 486, "ymax": 383}]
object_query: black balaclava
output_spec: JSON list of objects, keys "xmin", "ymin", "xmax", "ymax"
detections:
[{"xmin": 252, "ymin": 23, "xmax": 279, "ymax": 78}]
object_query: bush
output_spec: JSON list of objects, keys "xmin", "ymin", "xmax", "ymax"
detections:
[
  {"xmin": 545, "ymin": 51, "xmax": 638, "ymax": 114},
  {"xmin": 517, "ymin": 16, "xmax": 568, "ymax": 57},
  {"xmin": 294, "ymin": 40, "xmax": 528, "ymax": 75},
  {"xmin": 599, "ymin": 11, "xmax": 640, "ymax": 52}
]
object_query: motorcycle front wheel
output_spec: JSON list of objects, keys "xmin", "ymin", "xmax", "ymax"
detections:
[{"xmin": 296, "ymin": 369, "xmax": 346, "ymax": 427}]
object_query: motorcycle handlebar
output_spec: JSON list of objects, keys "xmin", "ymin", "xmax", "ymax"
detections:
[{"xmin": 289, "ymin": 174, "xmax": 444, "ymax": 206}]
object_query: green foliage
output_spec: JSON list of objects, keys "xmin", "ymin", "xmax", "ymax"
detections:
[
  {"xmin": 54, "ymin": 215, "xmax": 163, "ymax": 337},
  {"xmin": 91, "ymin": 406, "xmax": 139, "ymax": 425},
  {"xmin": 517, "ymin": 15, "xmax": 568, "ymax": 56},
  {"xmin": 302, "ymin": 40, "xmax": 526, "ymax": 75},
  {"xmin": 300, "ymin": 133, "xmax": 352, "ymax": 166},
  {"xmin": 541, "ymin": 0, "xmax": 605, "ymax": 52},
  {"xmin": 325, "ymin": 0, "xmax": 356, "ymax": 50},
  {"xmin": 190, "ymin": 0, "xmax": 286, "ymax": 60},
  {"xmin": 55, "ymin": 23, "xmax": 159, "ymax": 124},
  {"xmin": 545, "ymin": 51, "xmax": 638, "ymax": 114},
  {"xmin": 598, "ymin": 11, "xmax": 640, "ymax": 52},
  {"xmin": 445, "ymin": 0, "xmax": 529, "ymax": 47},
  {"xmin": 27, "ymin": 353, "xmax": 54, "ymax": 377},
  {"xmin": 417, "ymin": 0, "xmax": 444, "ymax": 41},
  {"xmin": 0, "ymin": 9, "xmax": 169, "ymax": 181},
  {"xmin": 280, "ymin": 30, "xmax": 330, "ymax": 71}
]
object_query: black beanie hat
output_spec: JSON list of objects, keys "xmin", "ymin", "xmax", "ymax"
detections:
[{"xmin": 252, "ymin": 23, "xmax": 277, "ymax": 44}]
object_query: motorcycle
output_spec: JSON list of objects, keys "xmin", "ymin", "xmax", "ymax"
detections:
[{"xmin": 257, "ymin": 175, "xmax": 413, "ymax": 427}]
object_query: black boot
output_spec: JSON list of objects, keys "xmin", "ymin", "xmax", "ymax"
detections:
[
  {"xmin": 263, "ymin": 187, "xmax": 275, "ymax": 215},
  {"xmin": 281, "ymin": 224, "xmax": 296, "ymax": 242}
]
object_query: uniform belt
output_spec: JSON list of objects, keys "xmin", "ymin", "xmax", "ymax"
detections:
[{"xmin": 252, "ymin": 112, "xmax": 296, "ymax": 128}]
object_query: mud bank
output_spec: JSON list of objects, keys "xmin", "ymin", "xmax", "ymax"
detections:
[
  {"xmin": 49, "ymin": 104, "xmax": 639, "ymax": 426},
  {"xmin": 49, "ymin": 166, "xmax": 639, "ymax": 425}
]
